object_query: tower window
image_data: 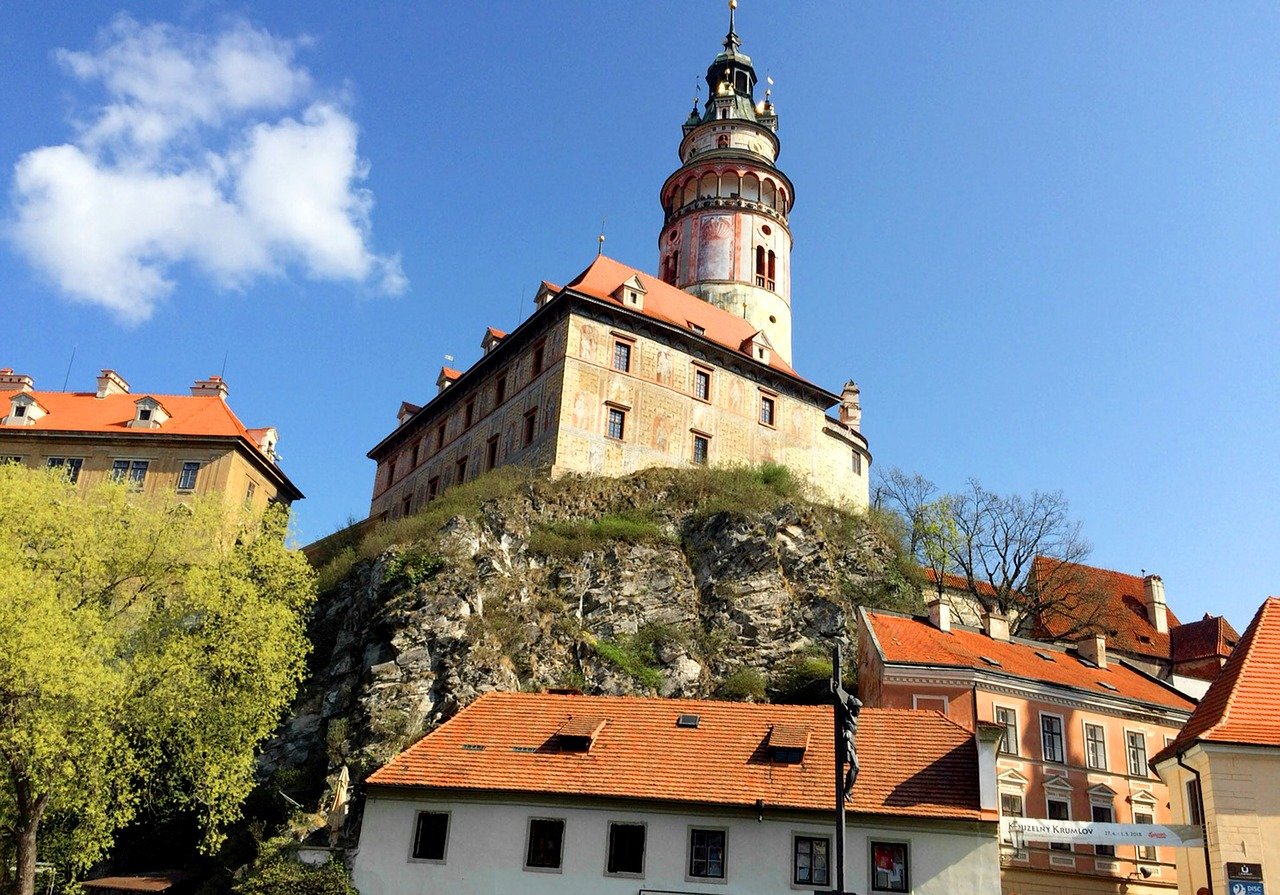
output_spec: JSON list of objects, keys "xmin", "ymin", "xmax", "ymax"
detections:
[
  {"xmin": 692, "ymin": 434, "xmax": 709, "ymax": 466},
  {"xmin": 607, "ymin": 407, "xmax": 626, "ymax": 440},
  {"xmin": 612, "ymin": 341, "xmax": 632, "ymax": 373}
]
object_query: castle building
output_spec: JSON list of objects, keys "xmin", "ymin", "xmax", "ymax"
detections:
[
  {"xmin": 367, "ymin": 9, "xmax": 869, "ymax": 519},
  {"xmin": 0, "ymin": 367, "xmax": 301, "ymax": 509}
]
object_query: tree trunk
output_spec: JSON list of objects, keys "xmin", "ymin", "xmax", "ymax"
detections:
[{"xmin": 9, "ymin": 786, "xmax": 48, "ymax": 895}]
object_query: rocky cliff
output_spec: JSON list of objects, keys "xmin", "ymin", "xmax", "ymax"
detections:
[{"xmin": 265, "ymin": 466, "xmax": 920, "ymax": 834}]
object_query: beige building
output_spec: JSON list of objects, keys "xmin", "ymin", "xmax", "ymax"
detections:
[
  {"xmin": 1152, "ymin": 596, "xmax": 1280, "ymax": 894},
  {"xmin": 0, "ymin": 367, "xmax": 302, "ymax": 509},
  {"xmin": 367, "ymin": 14, "xmax": 870, "ymax": 519}
]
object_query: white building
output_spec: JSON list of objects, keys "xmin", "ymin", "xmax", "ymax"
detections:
[{"xmin": 353, "ymin": 691, "xmax": 1000, "ymax": 895}]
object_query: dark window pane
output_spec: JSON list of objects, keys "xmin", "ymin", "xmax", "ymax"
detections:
[
  {"xmin": 794, "ymin": 837, "xmax": 829, "ymax": 886},
  {"xmin": 178, "ymin": 461, "xmax": 200, "ymax": 491},
  {"xmin": 412, "ymin": 812, "xmax": 448, "ymax": 860},
  {"xmin": 526, "ymin": 818, "xmax": 564, "ymax": 869},
  {"xmin": 1047, "ymin": 799, "xmax": 1072, "ymax": 851},
  {"xmin": 607, "ymin": 823, "xmax": 645, "ymax": 875},
  {"xmin": 689, "ymin": 829, "xmax": 725, "ymax": 879},
  {"xmin": 1092, "ymin": 804, "xmax": 1115, "ymax": 856}
]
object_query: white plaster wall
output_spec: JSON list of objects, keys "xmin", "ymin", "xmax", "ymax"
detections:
[{"xmin": 353, "ymin": 792, "xmax": 998, "ymax": 895}]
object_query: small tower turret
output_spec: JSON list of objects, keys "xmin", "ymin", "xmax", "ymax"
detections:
[{"xmin": 658, "ymin": 0, "xmax": 796, "ymax": 363}]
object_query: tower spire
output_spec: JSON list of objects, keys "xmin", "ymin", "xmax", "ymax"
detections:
[{"xmin": 725, "ymin": 0, "xmax": 741, "ymax": 51}]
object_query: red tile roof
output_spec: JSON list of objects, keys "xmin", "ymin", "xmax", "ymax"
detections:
[
  {"xmin": 486, "ymin": 326, "xmax": 508, "ymax": 340},
  {"xmin": 1030, "ymin": 558, "xmax": 1181, "ymax": 660},
  {"xmin": 1154, "ymin": 597, "xmax": 1280, "ymax": 764},
  {"xmin": 864, "ymin": 608, "xmax": 1195, "ymax": 713},
  {"xmin": 1, "ymin": 390, "xmax": 276, "ymax": 462},
  {"xmin": 565, "ymin": 256, "xmax": 809, "ymax": 383},
  {"xmin": 923, "ymin": 568, "xmax": 1000, "ymax": 599},
  {"xmin": 1170, "ymin": 614, "xmax": 1240, "ymax": 664},
  {"xmin": 367, "ymin": 691, "xmax": 986, "ymax": 820},
  {"xmin": 440, "ymin": 367, "xmax": 462, "ymax": 381}
]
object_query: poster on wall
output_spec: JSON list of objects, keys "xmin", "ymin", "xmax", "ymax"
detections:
[{"xmin": 871, "ymin": 842, "xmax": 908, "ymax": 892}]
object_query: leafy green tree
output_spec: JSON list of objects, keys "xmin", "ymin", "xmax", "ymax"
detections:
[{"xmin": 0, "ymin": 465, "xmax": 316, "ymax": 895}]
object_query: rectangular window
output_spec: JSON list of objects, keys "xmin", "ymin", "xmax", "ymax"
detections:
[
  {"xmin": 525, "ymin": 818, "xmax": 564, "ymax": 870},
  {"xmin": 1000, "ymin": 794, "xmax": 1025, "ymax": 842},
  {"xmin": 411, "ymin": 441, "xmax": 421, "ymax": 467},
  {"xmin": 244, "ymin": 480, "xmax": 256, "ymax": 503},
  {"xmin": 455, "ymin": 456, "xmax": 468, "ymax": 484},
  {"xmin": 1047, "ymin": 798, "xmax": 1072, "ymax": 851},
  {"xmin": 760, "ymin": 395, "xmax": 776, "ymax": 426},
  {"xmin": 138, "ymin": 407, "xmax": 152, "ymax": 422},
  {"xmin": 1186, "ymin": 779, "xmax": 1205, "ymax": 826},
  {"xmin": 47, "ymin": 457, "xmax": 84, "ymax": 483},
  {"xmin": 692, "ymin": 434, "xmax": 709, "ymax": 466},
  {"xmin": 870, "ymin": 841, "xmax": 909, "ymax": 892},
  {"xmin": 12, "ymin": 404, "xmax": 25, "ymax": 418},
  {"xmin": 606, "ymin": 822, "xmax": 645, "ymax": 876},
  {"xmin": 694, "ymin": 368, "xmax": 711, "ymax": 401},
  {"xmin": 607, "ymin": 407, "xmax": 626, "ymax": 440},
  {"xmin": 178, "ymin": 461, "xmax": 200, "ymax": 491},
  {"xmin": 1041, "ymin": 714, "xmax": 1065, "ymax": 764},
  {"xmin": 112, "ymin": 460, "xmax": 149, "ymax": 487},
  {"xmin": 613, "ymin": 341, "xmax": 632, "ymax": 372},
  {"xmin": 688, "ymin": 828, "xmax": 725, "ymax": 879},
  {"xmin": 427, "ymin": 476, "xmax": 440, "ymax": 501},
  {"xmin": 436, "ymin": 424, "xmax": 445, "ymax": 451},
  {"xmin": 852, "ymin": 451, "xmax": 862, "ymax": 474},
  {"xmin": 1085, "ymin": 723, "xmax": 1107, "ymax": 770},
  {"xmin": 111, "ymin": 459, "xmax": 129, "ymax": 482},
  {"xmin": 523, "ymin": 409, "xmax": 537, "ymax": 446},
  {"xmin": 486, "ymin": 436, "xmax": 499, "ymax": 471},
  {"xmin": 464, "ymin": 400, "xmax": 475, "ymax": 429},
  {"xmin": 1134, "ymin": 810, "xmax": 1156, "ymax": 861},
  {"xmin": 401, "ymin": 495, "xmax": 412, "ymax": 518},
  {"xmin": 995, "ymin": 706, "xmax": 1018, "ymax": 755},
  {"xmin": 1092, "ymin": 804, "xmax": 1115, "ymax": 857},
  {"xmin": 495, "ymin": 373, "xmax": 507, "ymax": 406},
  {"xmin": 531, "ymin": 342, "xmax": 545, "ymax": 377},
  {"xmin": 411, "ymin": 811, "xmax": 448, "ymax": 861},
  {"xmin": 1127, "ymin": 731, "xmax": 1148, "ymax": 777},
  {"xmin": 793, "ymin": 835, "xmax": 829, "ymax": 887}
]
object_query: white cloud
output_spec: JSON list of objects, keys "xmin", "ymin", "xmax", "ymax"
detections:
[{"xmin": 8, "ymin": 14, "xmax": 405, "ymax": 323}]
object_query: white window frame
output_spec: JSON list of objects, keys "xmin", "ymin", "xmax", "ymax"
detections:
[
  {"xmin": 523, "ymin": 816, "xmax": 567, "ymax": 874},
  {"xmin": 685, "ymin": 825, "xmax": 728, "ymax": 884},
  {"xmin": 1132, "ymin": 806, "xmax": 1157, "ymax": 863},
  {"xmin": 1039, "ymin": 711, "xmax": 1066, "ymax": 764},
  {"xmin": 1125, "ymin": 729, "xmax": 1149, "ymax": 777},
  {"xmin": 911, "ymin": 694, "xmax": 949, "ymax": 712},
  {"xmin": 994, "ymin": 704, "xmax": 1019, "ymax": 756},
  {"xmin": 407, "ymin": 809, "xmax": 450, "ymax": 864},
  {"xmin": 1090, "ymin": 799, "xmax": 1117, "ymax": 860},
  {"xmin": 1044, "ymin": 778, "xmax": 1074, "ymax": 857},
  {"xmin": 1083, "ymin": 721, "xmax": 1107, "ymax": 770}
]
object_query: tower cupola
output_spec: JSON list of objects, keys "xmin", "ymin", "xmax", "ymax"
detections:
[{"xmin": 658, "ymin": 0, "xmax": 796, "ymax": 363}]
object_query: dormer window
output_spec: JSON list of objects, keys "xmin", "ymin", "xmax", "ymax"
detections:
[
  {"xmin": 612, "ymin": 275, "xmax": 646, "ymax": 312},
  {"xmin": 4, "ymin": 393, "xmax": 46, "ymax": 426},
  {"xmin": 128, "ymin": 397, "xmax": 169, "ymax": 429},
  {"xmin": 767, "ymin": 724, "xmax": 810, "ymax": 763}
]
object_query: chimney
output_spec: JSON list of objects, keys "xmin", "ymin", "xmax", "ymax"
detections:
[
  {"xmin": 975, "ymin": 724, "xmax": 1005, "ymax": 814},
  {"xmin": 928, "ymin": 598, "xmax": 951, "ymax": 633},
  {"xmin": 96, "ymin": 369, "xmax": 129, "ymax": 398},
  {"xmin": 839, "ymin": 380, "xmax": 862, "ymax": 431},
  {"xmin": 1078, "ymin": 633, "xmax": 1108, "ymax": 669},
  {"xmin": 190, "ymin": 375, "xmax": 229, "ymax": 399},
  {"xmin": 1143, "ymin": 574, "xmax": 1169, "ymax": 634},
  {"xmin": 982, "ymin": 609, "xmax": 1010, "ymax": 642},
  {"xmin": 0, "ymin": 369, "xmax": 34, "ymax": 392}
]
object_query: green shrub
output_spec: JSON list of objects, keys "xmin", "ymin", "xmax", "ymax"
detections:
[
  {"xmin": 664, "ymin": 462, "xmax": 807, "ymax": 520},
  {"xmin": 768, "ymin": 652, "xmax": 834, "ymax": 704},
  {"xmin": 528, "ymin": 512, "xmax": 669, "ymax": 558},
  {"xmin": 315, "ymin": 546, "xmax": 356, "ymax": 595},
  {"xmin": 234, "ymin": 854, "xmax": 356, "ymax": 895},
  {"xmin": 716, "ymin": 667, "xmax": 766, "ymax": 701},
  {"xmin": 384, "ymin": 545, "xmax": 445, "ymax": 590},
  {"xmin": 593, "ymin": 637, "xmax": 663, "ymax": 689}
]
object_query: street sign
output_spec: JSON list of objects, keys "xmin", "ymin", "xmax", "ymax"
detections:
[{"xmin": 1227, "ymin": 862, "xmax": 1265, "ymax": 895}]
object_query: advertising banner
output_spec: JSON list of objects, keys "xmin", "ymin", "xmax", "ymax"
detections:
[{"xmin": 1001, "ymin": 818, "xmax": 1205, "ymax": 848}]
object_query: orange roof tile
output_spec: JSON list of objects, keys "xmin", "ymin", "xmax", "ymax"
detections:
[
  {"xmin": 1154, "ymin": 597, "xmax": 1280, "ymax": 764},
  {"xmin": 565, "ymin": 256, "xmax": 810, "ymax": 383},
  {"xmin": 864, "ymin": 608, "xmax": 1195, "ymax": 713},
  {"xmin": 923, "ymin": 568, "xmax": 1000, "ymax": 600},
  {"xmin": 1031, "ymin": 558, "xmax": 1181, "ymax": 660},
  {"xmin": 440, "ymin": 367, "xmax": 462, "ymax": 381},
  {"xmin": 1170, "ymin": 614, "xmax": 1240, "ymax": 664},
  {"xmin": 367, "ymin": 691, "xmax": 985, "ymax": 820},
  {"xmin": 486, "ymin": 326, "xmax": 508, "ymax": 340}
]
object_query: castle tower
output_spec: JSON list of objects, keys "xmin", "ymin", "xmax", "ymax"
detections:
[{"xmin": 658, "ymin": 1, "xmax": 795, "ymax": 363}]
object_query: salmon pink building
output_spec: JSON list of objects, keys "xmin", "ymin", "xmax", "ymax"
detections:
[{"xmin": 858, "ymin": 605, "xmax": 1197, "ymax": 895}]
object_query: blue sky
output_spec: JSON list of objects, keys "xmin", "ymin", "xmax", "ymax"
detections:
[{"xmin": 2, "ymin": 2, "xmax": 1276, "ymax": 630}]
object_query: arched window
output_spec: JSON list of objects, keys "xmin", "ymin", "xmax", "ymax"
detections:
[
  {"xmin": 755, "ymin": 246, "xmax": 766, "ymax": 275},
  {"xmin": 742, "ymin": 174, "xmax": 760, "ymax": 203},
  {"xmin": 682, "ymin": 178, "xmax": 697, "ymax": 206},
  {"xmin": 717, "ymin": 134, "xmax": 730, "ymax": 148},
  {"xmin": 761, "ymin": 179, "xmax": 776, "ymax": 208},
  {"xmin": 767, "ymin": 250, "xmax": 776, "ymax": 283},
  {"xmin": 671, "ymin": 250, "xmax": 680, "ymax": 283},
  {"xmin": 699, "ymin": 173, "xmax": 717, "ymax": 199},
  {"xmin": 720, "ymin": 172, "xmax": 738, "ymax": 198}
]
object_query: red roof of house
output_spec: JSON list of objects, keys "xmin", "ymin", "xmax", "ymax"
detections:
[
  {"xmin": 367, "ymin": 691, "xmax": 987, "ymax": 820},
  {"xmin": 923, "ymin": 568, "xmax": 1000, "ymax": 599},
  {"xmin": 485, "ymin": 327, "xmax": 507, "ymax": 340},
  {"xmin": 864, "ymin": 608, "xmax": 1195, "ymax": 713},
  {"xmin": 565, "ymin": 255, "xmax": 811, "ymax": 384},
  {"xmin": 1170, "ymin": 614, "xmax": 1240, "ymax": 664},
  {"xmin": 1154, "ymin": 597, "xmax": 1280, "ymax": 764},
  {"xmin": 439, "ymin": 367, "xmax": 462, "ymax": 381},
  {"xmin": 1030, "ymin": 558, "xmax": 1181, "ymax": 660}
]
